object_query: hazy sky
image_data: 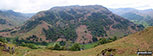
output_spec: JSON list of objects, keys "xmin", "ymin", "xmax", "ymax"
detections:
[{"xmin": 0, "ymin": 0, "xmax": 152, "ymax": 13}]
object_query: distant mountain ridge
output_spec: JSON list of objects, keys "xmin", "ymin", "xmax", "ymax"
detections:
[
  {"xmin": 0, "ymin": 10, "xmax": 35, "ymax": 30},
  {"xmin": 109, "ymin": 8, "xmax": 153, "ymax": 27}
]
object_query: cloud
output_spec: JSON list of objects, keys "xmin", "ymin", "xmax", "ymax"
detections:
[{"xmin": 0, "ymin": 0, "xmax": 152, "ymax": 13}]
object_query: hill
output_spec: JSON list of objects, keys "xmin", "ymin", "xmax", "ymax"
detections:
[
  {"xmin": 61, "ymin": 26, "xmax": 153, "ymax": 56},
  {"xmin": 0, "ymin": 25, "xmax": 152, "ymax": 56},
  {"xmin": 0, "ymin": 10, "xmax": 34, "ymax": 30},
  {"xmin": 3, "ymin": 5, "xmax": 144, "ymax": 44},
  {"xmin": 109, "ymin": 8, "xmax": 153, "ymax": 27},
  {"xmin": 25, "ymin": 26, "xmax": 153, "ymax": 56},
  {"xmin": 63, "ymin": 26, "xmax": 153, "ymax": 56}
]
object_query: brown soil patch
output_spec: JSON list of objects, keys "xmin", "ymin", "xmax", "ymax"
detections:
[
  {"xmin": 20, "ymin": 21, "xmax": 51, "ymax": 42},
  {"xmin": 56, "ymin": 38, "xmax": 66, "ymax": 42},
  {"xmin": 75, "ymin": 25, "xmax": 93, "ymax": 44}
]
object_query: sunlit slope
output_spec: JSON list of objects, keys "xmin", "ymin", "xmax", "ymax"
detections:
[
  {"xmin": 64, "ymin": 26, "xmax": 153, "ymax": 56},
  {"xmin": 25, "ymin": 26, "xmax": 153, "ymax": 56},
  {"xmin": 0, "ymin": 26, "xmax": 152, "ymax": 56},
  {"xmin": 0, "ymin": 42, "xmax": 31, "ymax": 56}
]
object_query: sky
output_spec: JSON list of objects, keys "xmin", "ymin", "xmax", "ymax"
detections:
[{"xmin": 0, "ymin": 0, "xmax": 153, "ymax": 13}]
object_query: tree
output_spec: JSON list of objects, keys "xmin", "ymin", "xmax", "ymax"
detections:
[
  {"xmin": 41, "ymin": 41, "xmax": 48, "ymax": 45},
  {"xmin": 21, "ymin": 43, "xmax": 37, "ymax": 49},
  {"xmin": 97, "ymin": 38, "xmax": 107, "ymax": 45},
  {"xmin": 59, "ymin": 41, "xmax": 66, "ymax": 46},
  {"xmin": 26, "ymin": 43, "xmax": 37, "ymax": 49},
  {"xmin": 112, "ymin": 36, "xmax": 117, "ymax": 41},
  {"xmin": 0, "ymin": 37, "xmax": 7, "ymax": 43},
  {"xmin": 70, "ymin": 43, "xmax": 80, "ymax": 51},
  {"xmin": 53, "ymin": 43, "xmax": 61, "ymax": 50},
  {"xmin": 92, "ymin": 36, "xmax": 98, "ymax": 42}
]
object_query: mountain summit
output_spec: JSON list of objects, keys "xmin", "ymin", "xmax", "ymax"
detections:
[{"xmin": 1, "ymin": 5, "xmax": 144, "ymax": 44}]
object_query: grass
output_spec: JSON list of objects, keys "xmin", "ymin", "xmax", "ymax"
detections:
[
  {"xmin": 47, "ymin": 42, "xmax": 57, "ymax": 46},
  {"xmin": 131, "ymin": 20, "xmax": 149, "ymax": 27},
  {"xmin": 25, "ymin": 26, "xmax": 153, "ymax": 56},
  {"xmin": 0, "ymin": 26, "xmax": 153, "ymax": 56},
  {"xmin": 80, "ymin": 42, "xmax": 97, "ymax": 49}
]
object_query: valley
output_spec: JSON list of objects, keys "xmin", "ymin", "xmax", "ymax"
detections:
[
  {"xmin": 0, "ymin": 26, "xmax": 153, "ymax": 56},
  {"xmin": 0, "ymin": 5, "xmax": 152, "ymax": 56}
]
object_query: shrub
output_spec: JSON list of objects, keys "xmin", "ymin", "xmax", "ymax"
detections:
[
  {"xmin": 52, "ymin": 43, "xmax": 61, "ymax": 50},
  {"xmin": 97, "ymin": 38, "xmax": 107, "ymax": 45},
  {"xmin": 92, "ymin": 36, "xmax": 98, "ymax": 42},
  {"xmin": 20, "ymin": 43, "xmax": 38, "ymax": 49},
  {"xmin": 112, "ymin": 36, "xmax": 117, "ymax": 41},
  {"xmin": 26, "ymin": 43, "xmax": 38, "ymax": 49},
  {"xmin": 95, "ymin": 37, "xmax": 118, "ymax": 47},
  {"xmin": 0, "ymin": 37, "xmax": 7, "ymax": 43},
  {"xmin": 59, "ymin": 41, "xmax": 66, "ymax": 46},
  {"xmin": 70, "ymin": 43, "xmax": 80, "ymax": 51}
]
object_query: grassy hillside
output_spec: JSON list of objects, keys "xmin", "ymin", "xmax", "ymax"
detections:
[
  {"xmin": 64, "ymin": 26, "xmax": 153, "ymax": 56},
  {"xmin": 1, "ymin": 26, "xmax": 152, "ymax": 56},
  {"xmin": 29, "ymin": 27, "xmax": 153, "ymax": 56},
  {"xmin": 22, "ymin": 26, "xmax": 153, "ymax": 56},
  {"xmin": 0, "ymin": 41, "xmax": 31, "ymax": 56}
]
